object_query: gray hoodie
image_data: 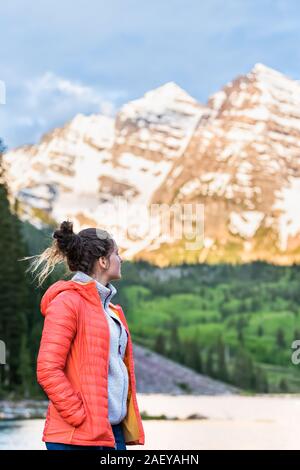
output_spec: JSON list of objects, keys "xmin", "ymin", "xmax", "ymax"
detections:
[{"xmin": 71, "ymin": 271, "xmax": 129, "ymax": 425}]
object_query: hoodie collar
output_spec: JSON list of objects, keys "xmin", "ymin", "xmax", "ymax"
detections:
[{"xmin": 71, "ymin": 271, "xmax": 117, "ymax": 309}]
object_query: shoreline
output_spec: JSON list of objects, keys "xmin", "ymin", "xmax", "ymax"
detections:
[{"xmin": 1, "ymin": 393, "xmax": 300, "ymax": 420}]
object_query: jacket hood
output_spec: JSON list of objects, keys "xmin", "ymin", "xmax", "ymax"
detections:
[{"xmin": 40, "ymin": 279, "xmax": 102, "ymax": 317}]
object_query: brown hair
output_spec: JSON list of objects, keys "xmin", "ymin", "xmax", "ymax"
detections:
[{"xmin": 23, "ymin": 220, "xmax": 115, "ymax": 287}]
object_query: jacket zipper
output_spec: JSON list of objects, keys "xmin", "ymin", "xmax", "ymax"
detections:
[
  {"xmin": 108, "ymin": 307, "xmax": 129, "ymax": 424},
  {"xmin": 96, "ymin": 289, "xmax": 130, "ymax": 444},
  {"xmin": 117, "ymin": 346, "xmax": 127, "ymax": 423},
  {"xmin": 93, "ymin": 292, "xmax": 117, "ymax": 448}
]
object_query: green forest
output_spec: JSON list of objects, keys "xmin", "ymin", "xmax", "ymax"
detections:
[{"xmin": 1, "ymin": 139, "xmax": 300, "ymax": 398}]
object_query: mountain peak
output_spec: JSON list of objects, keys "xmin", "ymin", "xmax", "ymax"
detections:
[
  {"xmin": 120, "ymin": 81, "xmax": 199, "ymax": 119},
  {"xmin": 251, "ymin": 62, "xmax": 280, "ymax": 75},
  {"xmin": 143, "ymin": 81, "xmax": 198, "ymax": 108},
  {"xmin": 249, "ymin": 62, "xmax": 299, "ymax": 89},
  {"xmin": 146, "ymin": 81, "xmax": 196, "ymax": 101},
  {"xmin": 119, "ymin": 82, "xmax": 203, "ymax": 126}
]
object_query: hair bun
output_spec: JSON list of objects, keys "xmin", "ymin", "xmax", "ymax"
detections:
[
  {"xmin": 53, "ymin": 220, "xmax": 82, "ymax": 257},
  {"xmin": 59, "ymin": 220, "xmax": 74, "ymax": 236}
]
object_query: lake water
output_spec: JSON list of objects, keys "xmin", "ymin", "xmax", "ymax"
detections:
[{"xmin": 1, "ymin": 394, "xmax": 300, "ymax": 450}]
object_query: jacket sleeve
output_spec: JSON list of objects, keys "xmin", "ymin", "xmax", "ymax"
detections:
[{"xmin": 36, "ymin": 292, "xmax": 87, "ymax": 427}]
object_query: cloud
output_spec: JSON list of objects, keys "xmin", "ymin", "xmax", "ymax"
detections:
[
  {"xmin": 23, "ymin": 72, "xmax": 127, "ymax": 120},
  {"xmin": 1, "ymin": 72, "xmax": 127, "ymax": 149}
]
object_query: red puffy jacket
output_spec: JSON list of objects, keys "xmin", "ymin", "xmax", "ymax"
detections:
[{"xmin": 37, "ymin": 279, "xmax": 145, "ymax": 447}]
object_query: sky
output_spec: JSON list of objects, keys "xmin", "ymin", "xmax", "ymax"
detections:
[{"xmin": 1, "ymin": 0, "xmax": 300, "ymax": 149}]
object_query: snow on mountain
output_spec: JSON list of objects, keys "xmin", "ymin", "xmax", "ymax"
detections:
[
  {"xmin": 116, "ymin": 81, "xmax": 205, "ymax": 160},
  {"xmin": 3, "ymin": 83, "xmax": 204, "ymax": 257},
  {"xmin": 3, "ymin": 113, "xmax": 115, "ymax": 229},
  {"xmin": 3, "ymin": 65, "xmax": 300, "ymax": 265},
  {"xmin": 146, "ymin": 63, "xmax": 300, "ymax": 264}
]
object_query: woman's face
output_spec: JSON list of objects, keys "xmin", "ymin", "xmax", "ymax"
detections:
[{"xmin": 103, "ymin": 241, "xmax": 123, "ymax": 281}]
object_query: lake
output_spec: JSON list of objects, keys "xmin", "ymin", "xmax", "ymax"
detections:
[{"xmin": 1, "ymin": 394, "xmax": 300, "ymax": 450}]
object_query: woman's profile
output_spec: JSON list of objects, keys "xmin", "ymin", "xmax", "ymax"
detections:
[{"xmin": 27, "ymin": 220, "xmax": 145, "ymax": 450}]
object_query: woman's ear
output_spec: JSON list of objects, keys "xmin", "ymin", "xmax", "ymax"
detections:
[{"xmin": 99, "ymin": 256, "xmax": 108, "ymax": 270}]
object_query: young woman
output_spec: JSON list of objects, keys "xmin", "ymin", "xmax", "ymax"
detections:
[{"xmin": 29, "ymin": 220, "xmax": 145, "ymax": 450}]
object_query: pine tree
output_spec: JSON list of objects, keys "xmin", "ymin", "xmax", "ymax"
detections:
[
  {"xmin": 276, "ymin": 328, "xmax": 286, "ymax": 348},
  {"xmin": 0, "ymin": 140, "xmax": 31, "ymax": 397},
  {"xmin": 236, "ymin": 317, "xmax": 246, "ymax": 345},
  {"xmin": 216, "ymin": 336, "xmax": 228, "ymax": 382},
  {"xmin": 254, "ymin": 366, "xmax": 269, "ymax": 393},
  {"xmin": 18, "ymin": 334, "xmax": 32, "ymax": 398},
  {"xmin": 182, "ymin": 339, "xmax": 203, "ymax": 373},
  {"xmin": 293, "ymin": 329, "xmax": 300, "ymax": 341},
  {"xmin": 154, "ymin": 333, "xmax": 166, "ymax": 355},
  {"xmin": 205, "ymin": 347, "xmax": 215, "ymax": 377},
  {"xmin": 257, "ymin": 324, "xmax": 264, "ymax": 337},
  {"xmin": 232, "ymin": 348, "xmax": 255, "ymax": 390},
  {"xmin": 278, "ymin": 378, "xmax": 288, "ymax": 393},
  {"xmin": 168, "ymin": 320, "xmax": 184, "ymax": 362}
]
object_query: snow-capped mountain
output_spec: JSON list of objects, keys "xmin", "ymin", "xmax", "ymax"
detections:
[{"xmin": 3, "ymin": 64, "xmax": 300, "ymax": 265}]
